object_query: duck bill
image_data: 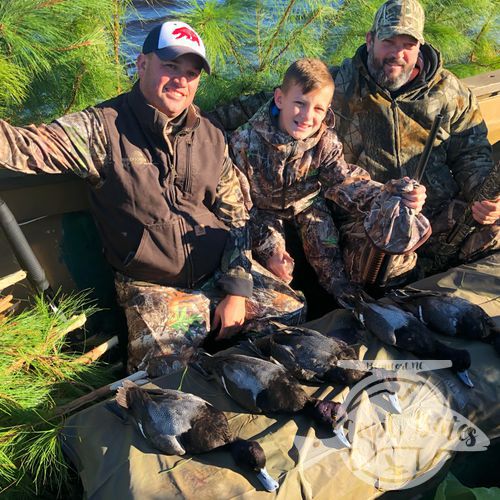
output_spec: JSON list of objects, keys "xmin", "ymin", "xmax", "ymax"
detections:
[
  {"xmin": 334, "ymin": 426, "xmax": 351, "ymax": 449},
  {"xmin": 256, "ymin": 467, "xmax": 279, "ymax": 492},
  {"xmin": 387, "ymin": 393, "xmax": 402, "ymax": 414},
  {"xmin": 457, "ymin": 370, "xmax": 474, "ymax": 388}
]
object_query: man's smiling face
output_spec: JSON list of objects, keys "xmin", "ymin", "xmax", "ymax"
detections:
[
  {"xmin": 136, "ymin": 52, "xmax": 202, "ymax": 118},
  {"xmin": 366, "ymin": 32, "xmax": 420, "ymax": 91}
]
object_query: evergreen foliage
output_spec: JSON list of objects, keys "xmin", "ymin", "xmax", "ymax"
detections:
[
  {"xmin": 1, "ymin": 1, "xmax": 497, "ymax": 117},
  {"xmin": 0, "ymin": 293, "xmax": 116, "ymax": 499},
  {"xmin": 0, "ymin": 0, "xmax": 132, "ymax": 125},
  {"xmin": 179, "ymin": 0, "xmax": 499, "ymax": 110}
]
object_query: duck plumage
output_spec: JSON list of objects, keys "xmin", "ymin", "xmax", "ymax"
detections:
[
  {"xmin": 115, "ymin": 380, "xmax": 279, "ymax": 491},
  {"xmin": 197, "ymin": 351, "xmax": 351, "ymax": 447},
  {"xmin": 251, "ymin": 324, "xmax": 365, "ymax": 385},
  {"xmin": 386, "ymin": 288, "xmax": 494, "ymax": 340}
]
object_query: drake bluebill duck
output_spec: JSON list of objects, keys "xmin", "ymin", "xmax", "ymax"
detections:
[
  {"xmin": 196, "ymin": 351, "xmax": 351, "ymax": 448},
  {"xmin": 386, "ymin": 288, "xmax": 496, "ymax": 342},
  {"xmin": 115, "ymin": 380, "xmax": 279, "ymax": 492},
  {"xmin": 246, "ymin": 324, "xmax": 401, "ymax": 414},
  {"xmin": 350, "ymin": 293, "xmax": 474, "ymax": 388}
]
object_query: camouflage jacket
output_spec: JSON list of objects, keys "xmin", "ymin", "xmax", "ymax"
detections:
[
  {"xmin": 230, "ymin": 99, "xmax": 382, "ymax": 261},
  {"xmin": 0, "ymin": 85, "xmax": 252, "ymax": 296},
  {"xmin": 331, "ymin": 43, "xmax": 494, "ymax": 221}
]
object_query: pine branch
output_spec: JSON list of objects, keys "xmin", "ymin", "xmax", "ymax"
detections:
[
  {"xmin": 55, "ymin": 41, "xmax": 93, "ymax": 52},
  {"xmin": 113, "ymin": 0, "xmax": 122, "ymax": 93},
  {"xmin": 256, "ymin": 0, "xmax": 263, "ymax": 67},
  {"xmin": 63, "ymin": 64, "xmax": 86, "ymax": 115},
  {"xmin": 259, "ymin": 0, "xmax": 297, "ymax": 70},
  {"xmin": 467, "ymin": 12, "xmax": 493, "ymax": 64},
  {"xmin": 36, "ymin": 0, "xmax": 65, "ymax": 9},
  {"xmin": 270, "ymin": 7, "xmax": 323, "ymax": 67}
]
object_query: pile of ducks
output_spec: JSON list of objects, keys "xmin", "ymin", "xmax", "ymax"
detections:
[{"xmin": 109, "ymin": 288, "xmax": 496, "ymax": 493}]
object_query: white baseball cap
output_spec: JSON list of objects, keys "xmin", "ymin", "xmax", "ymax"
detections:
[{"xmin": 142, "ymin": 21, "xmax": 211, "ymax": 74}]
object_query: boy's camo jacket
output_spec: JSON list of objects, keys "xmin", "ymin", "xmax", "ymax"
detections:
[{"xmin": 229, "ymin": 100, "xmax": 383, "ymax": 262}]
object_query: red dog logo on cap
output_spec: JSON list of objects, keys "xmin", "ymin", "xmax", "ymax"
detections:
[{"xmin": 172, "ymin": 27, "xmax": 201, "ymax": 46}]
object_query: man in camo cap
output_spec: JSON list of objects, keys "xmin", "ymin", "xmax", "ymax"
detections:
[{"xmin": 330, "ymin": 0, "xmax": 499, "ymax": 278}]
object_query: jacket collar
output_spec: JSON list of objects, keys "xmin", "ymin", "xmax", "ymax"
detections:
[
  {"xmin": 249, "ymin": 98, "xmax": 331, "ymax": 156},
  {"xmin": 127, "ymin": 81, "xmax": 200, "ymax": 138}
]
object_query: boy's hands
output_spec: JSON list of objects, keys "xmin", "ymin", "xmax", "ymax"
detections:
[
  {"xmin": 401, "ymin": 177, "xmax": 427, "ymax": 214},
  {"xmin": 213, "ymin": 294, "xmax": 246, "ymax": 340},
  {"xmin": 471, "ymin": 197, "xmax": 500, "ymax": 225},
  {"xmin": 266, "ymin": 250, "xmax": 294, "ymax": 284}
]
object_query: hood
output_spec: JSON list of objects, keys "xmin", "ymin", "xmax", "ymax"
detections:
[
  {"xmin": 352, "ymin": 43, "xmax": 442, "ymax": 100},
  {"xmin": 248, "ymin": 98, "xmax": 334, "ymax": 157}
]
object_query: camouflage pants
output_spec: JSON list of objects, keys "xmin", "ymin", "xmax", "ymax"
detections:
[
  {"xmin": 115, "ymin": 261, "xmax": 306, "ymax": 377},
  {"xmin": 294, "ymin": 199, "xmax": 350, "ymax": 298}
]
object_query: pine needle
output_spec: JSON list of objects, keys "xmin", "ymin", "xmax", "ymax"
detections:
[{"xmin": 0, "ymin": 292, "xmax": 116, "ymax": 497}]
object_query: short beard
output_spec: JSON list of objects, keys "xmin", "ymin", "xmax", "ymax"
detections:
[{"xmin": 367, "ymin": 49, "xmax": 415, "ymax": 91}]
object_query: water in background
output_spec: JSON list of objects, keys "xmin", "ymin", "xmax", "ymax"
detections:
[{"xmin": 124, "ymin": 1, "xmax": 188, "ymax": 65}]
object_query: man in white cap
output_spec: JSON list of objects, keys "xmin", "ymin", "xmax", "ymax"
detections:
[
  {"xmin": 0, "ymin": 21, "xmax": 305, "ymax": 376},
  {"xmin": 331, "ymin": 0, "xmax": 498, "ymax": 275}
]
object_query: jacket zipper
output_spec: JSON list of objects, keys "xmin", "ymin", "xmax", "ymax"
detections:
[
  {"xmin": 282, "ymin": 142, "xmax": 298, "ymax": 209},
  {"xmin": 170, "ymin": 134, "xmax": 194, "ymax": 288},
  {"xmin": 391, "ymin": 100, "xmax": 402, "ymax": 176},
  {"xmin": 180, "ymin": 217, "xmax": 194, "ymax": 288},
  {"xmin": 184, "ymin": 139, "xmax": 193, "ymax": 192}
]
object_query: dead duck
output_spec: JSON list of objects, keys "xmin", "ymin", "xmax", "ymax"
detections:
[
  {"xmin": 250, "ymin": 324, "xmax": 364, "ymax": 385},
  {"xmin": 386, "ymin": 288, "xmax": 495, "ymax": 341},
  {"xmin": 196, "ymin": 351, "xmax": 351, "ymax": 448},
  {"xmin": 352, "ymin": 294, "xmax": 474, "ymax": 388},
  {"xmin": 248, "ymin": 323, "xmax": 401, "ymax": 414},
  {"xmin": 115, "ymin": 380, "xmax": 279, "ymax": 492}
]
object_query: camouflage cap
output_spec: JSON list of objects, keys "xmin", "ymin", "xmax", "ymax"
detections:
[{"xmin": 372, "ymin": 0, "xmax": 425, "ymax": 45}]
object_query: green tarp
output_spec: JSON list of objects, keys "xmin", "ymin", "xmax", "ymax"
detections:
[{"xmin": 61, "ymin": 253, "xmax": 500, "ymax": 499}]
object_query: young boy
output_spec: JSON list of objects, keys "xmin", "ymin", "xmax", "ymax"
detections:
[{"xmin": 230, "ymin": 58, "xmax": 381, "ymax": 303}]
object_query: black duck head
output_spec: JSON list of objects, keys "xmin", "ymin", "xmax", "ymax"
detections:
[
  {"xmin": 304, "ymin": 399, "xmax": 351, "ymax": 448},
  {"xmin": 229, "ymin": 439, "xmax": 279, "ymax": 492},
  {"xmin": 436, "ymin": 343, "xmax": 473, "ymax": 388}
]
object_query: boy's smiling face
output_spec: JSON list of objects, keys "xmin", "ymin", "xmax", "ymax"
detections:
[{"xmin": 274, "ymin": 82, "xmax": 333, "ymax": 140}]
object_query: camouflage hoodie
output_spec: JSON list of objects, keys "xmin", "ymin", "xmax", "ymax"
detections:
[
  {"xmin": 331, "ymin": 43, "xmax": 494, "ymax": 222},
  {"xmin": 230, "ymin": 99, "xmax": 387, "ymax": 295}
]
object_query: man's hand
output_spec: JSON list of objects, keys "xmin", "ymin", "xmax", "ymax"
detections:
[
  {"xmin": 471, "ymin": 197, "xmax": 500, "ymax": 225},
  {"xmin": 266, "ymin": 250, "xmax": 294, "ymax": 284},
  {"xmin": 213, "ymin": 294, "xmax": 246, "ymax": 340},
  {"xmin": 401, "ymin": 178, "xmax": 427, "ymax": 214}
]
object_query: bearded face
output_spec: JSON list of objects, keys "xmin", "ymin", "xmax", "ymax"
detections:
[{"xmin": 366, "ymin": 33, "xmax": 420, "ymax": 91}]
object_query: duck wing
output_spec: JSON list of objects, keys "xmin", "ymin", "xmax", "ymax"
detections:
[
  {"xmin": 268, "ymin": 330, "xmax": 325, "ymax": 382},
  {"xmin": 209, "ymin": 354, "xmax": 274, "ymax": 412},
  {"xmin": 118, "ymin": 382, "xmax": 219, "ymax": 456},
  {"xmin": 211, "ymin": 353, "xmax": 308, "ymax": 413},
  {"xmin": 356, "ymin": 302, "xmax": 407, "ymax": 345},
  {"xmin": 245, "ymin": 335, "xmax": 321, "ymax": 383},
  {"xmin": 387, "ymin": 290, "xmax": 492, "ymax": 339}
]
